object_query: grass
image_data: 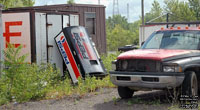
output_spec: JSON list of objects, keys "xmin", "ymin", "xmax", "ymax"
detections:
[
  {"xmin": 125, "ymin": 98, "xmax": 161, "ymax": 106},
  {"xmin": 45, "ymin": 76, "xmax": 115, "ymax": 100},
  {"xmin": 4, "ymin": 43, "xmax": 200, "ymax": 110},
  {"xmin": 0, "ymin": 44, "xmax": 118, "ymax": 106}
]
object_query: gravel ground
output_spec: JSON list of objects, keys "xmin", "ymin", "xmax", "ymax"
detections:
[{"xmin": 0, "ymin": 88, "xmax": 180, "ymax": 110}]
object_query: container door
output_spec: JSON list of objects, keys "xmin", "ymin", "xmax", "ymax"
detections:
[
  {"xmin": 35, "ymin": 12, "xmax": 47, "ymax": 64},
  {"xmin": 63, "ymin": 15, "xmax": 70, "ymax": 28},
  {"xmin": 70, "ymin": 14, "xmax": 79, "ymax": 26},
  {"xmin": 46, "ymin": 14, "xmax": 63, "ymax": 75}
]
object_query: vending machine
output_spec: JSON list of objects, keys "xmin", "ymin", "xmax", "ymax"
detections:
[{"xmin": 55, "ymin": 26, "xmax": 107, "ymax": 83}]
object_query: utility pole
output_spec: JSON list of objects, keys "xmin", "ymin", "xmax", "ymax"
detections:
[
  {"xmin": 141, "ymin": 0, "xmax": 144, "ymax": 25},
  {"xmin": 127, "ymin": 3, "xmax": 129, "ymax": 22},
  {"xmin": 98, "ymin": 0, "xmax": 100, "ymax": 5},
  {"xmin": 113, "ymin": 0, "xmax": 119, "ymax": 16},
  {"xmin": 166, "ymin": 13, "xmax": 169, "ymax": 28}
]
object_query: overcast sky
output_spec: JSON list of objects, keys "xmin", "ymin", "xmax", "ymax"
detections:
[{"xmin": 34, "ymin": 0, "xmax": 166, "ymax": 22}]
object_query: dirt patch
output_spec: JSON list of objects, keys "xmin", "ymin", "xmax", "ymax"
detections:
[{"xmin": 0, "ymin": 88, "xmax": 177, "ymax": 110}]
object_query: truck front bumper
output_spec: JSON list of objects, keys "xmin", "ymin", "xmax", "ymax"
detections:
[{"xmin": 110, "ymin": 71, "xmax": 185, "ymax": 90}]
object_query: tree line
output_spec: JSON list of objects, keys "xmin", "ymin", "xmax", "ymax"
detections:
[
  {"xmin": 0, "ymin": 0, "xmax": 34, "ymax": 9},
  {"xmin": 145, "ymin": 0, "xmax": 199, "ymax": 22},
  {"xmin": 0, "ymin": 0, "xmax": 199, "ymax": 51},
  {"xmin": 106, "ymin": 0, "xmax": 200, "ymax": 51}
]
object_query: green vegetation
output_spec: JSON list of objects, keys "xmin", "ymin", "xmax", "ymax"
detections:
[
  {"xmin": 0, "ymin": 0, "xmax": 34, "ymax": 9},
  {"xmin": 145, "ymin": 0, "xmax": 199, "ymax": 22},
  {"xmin": 145, "ymin": 0, "xmax": 164, "ymax": 22},
  {"xmin": 0, "ymin": 44, "xmax": 60, "ymax": 105},
  {"xmin": 101, "ymin": 52, "xmax": 120, "ymax": 72},
  {"xmin": 0, "ymin": 44, "xmax": 116, "ymax": 106},
  {"xmin": 67, "ymin": 0, "xmax": 75, "ymax": 4},
  {"xmin": 106, "ymin": 0, "xmax": 200, "ymax": 51},
  {"xmin": 106, "ymin": 15, "xmax": 140, "ymax": 51},
  {"xmin": 125, "ymin": 98, "xmax": 161, "ymax": 106},
  {"xmin": 164, "ymin": 0, "xmax": 196, "ymax": 21}
]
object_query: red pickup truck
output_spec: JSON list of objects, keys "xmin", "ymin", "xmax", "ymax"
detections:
[{"xmin": 110, "ymin": 27, "xmax": 200, "ymax": 99}]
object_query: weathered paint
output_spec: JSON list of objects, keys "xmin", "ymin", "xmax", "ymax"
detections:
[
  {"xmin": 117, "ymin": 49, "xmax": 193, "ymax": 61},
  {"xmin": 55, "ymin": 32, "xmax": 81, "ymax": 83},
  {"xmin": 7, "ymin": 4, "xmax": 107, "ymax": 54},
  {"xmin": 1, "ymin": 4, "xmax": 106, "ymax": 75},
  {"xmin": 2, "ymin": 12, "xmax": 31, "ymax": 62},
  {"xmin": 47, "ymin": 14, "xmax": 64, "ymax": 74},
  {"xmin": 70, "ymin": 14, "xmax": 79, "ymax": 26},
  {"xmin": 62, "ymin": 26, "xmax": 106, "ymax": 76},
  {"xmin": 35, "ymin": 12, "xmax": 47, "ymax": 64}
]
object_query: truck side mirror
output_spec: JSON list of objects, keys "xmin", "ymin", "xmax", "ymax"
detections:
[
  {"xmin": 141, "ymin": 41, "xmax": 145, "ymax": 46},
  {"xmin": 118, "ymin": 45, "xmax": 138, "ymax": 52}
]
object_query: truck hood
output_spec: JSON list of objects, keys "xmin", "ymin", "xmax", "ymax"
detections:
[{"xmin": 117, "ymin": 49, "xmax": 199, "ymax": 61}]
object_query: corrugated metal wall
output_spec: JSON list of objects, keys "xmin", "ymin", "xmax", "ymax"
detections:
[
  {"xmin": 32, "ymin": 4, "xmax": 107, "ymax": 54},
  {"xmin": 55, "ymin": 5, "xmax": 107, "ymax": 54},
  {"xmin": 70, "ymin": 6, "xmax": 106, "ymax": 54}
]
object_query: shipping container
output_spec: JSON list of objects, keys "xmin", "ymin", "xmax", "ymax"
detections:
[{"xmin": 2, "ymin": 4, "xmax": 107, "ymax": 75}]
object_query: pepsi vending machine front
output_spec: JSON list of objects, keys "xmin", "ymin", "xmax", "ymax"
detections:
[
  {"xmin": 55, "ymin": 26, "xmax": 107, "ymax": 83},
  {"xmin": 55, "ymin": 32, "xmax": 81, "ymax": 84}
]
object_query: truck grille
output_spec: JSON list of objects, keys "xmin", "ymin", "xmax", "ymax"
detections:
[{"xmin": 117, "ymin": 59, "xmax": 161, "ymax": 72}]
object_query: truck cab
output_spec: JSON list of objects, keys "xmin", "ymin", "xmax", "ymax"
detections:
[{"xmin": 110, "ymin": 27, "xmax": 200, "ymax": 98}]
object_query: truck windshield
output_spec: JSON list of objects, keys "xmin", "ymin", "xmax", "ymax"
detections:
[{"xmin": 141, "ymin": 30, "xmax": 200, "ymax": 50}]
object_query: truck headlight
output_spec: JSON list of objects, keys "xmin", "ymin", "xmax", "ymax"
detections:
[
  {"xmin": 122, "ymin": 60, "xmax": 128, "ymax": 70},
  {"xmin": 163, "ymin": 65, "xmax": 182, "ymax": 72},
  {"xmin": 112, "ymin": 60, "xmax": 117, "ymax": 70}
]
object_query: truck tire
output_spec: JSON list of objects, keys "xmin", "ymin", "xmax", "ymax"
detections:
[
  {"xmin": 181, "ymin": 71, "xmax": 198, "ymax": 96},
  {"xmin": 118, "ymin": 86, "xmax": 134, "ymax": 99}
]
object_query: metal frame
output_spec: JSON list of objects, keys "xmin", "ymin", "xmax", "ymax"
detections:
[
  {"xmin": 145, "ymin": 21, "xmax": 200, "ymax": 27},
  {"xmin": 0, "ymin": 4, "xmax": 3, "ymax": 73},
  {"xmin": 84, "ymin": 12, "xmax": 96, "ymax": 35}
]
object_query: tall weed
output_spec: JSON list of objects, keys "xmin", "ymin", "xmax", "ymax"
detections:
[
  {"xmin": 0, "ymin": 44, "xmax": 60, "ymax": 104},
  {"xmin": 0, "ymin": 43, "xmax": 117, "ymax": 105},
  {"xmin": 101, "ymin": 52, "xmax": 120, "ymax": 72}
]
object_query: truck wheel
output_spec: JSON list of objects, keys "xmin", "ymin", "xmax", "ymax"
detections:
[
  {"xmin": 118, "ymin": 86, "xmax": 134, "ymax": 99},
  {"xmin": 181, "ymin": 71, "xmax": 198, "ymax": 96}
]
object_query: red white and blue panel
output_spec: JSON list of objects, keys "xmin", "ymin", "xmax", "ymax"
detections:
[{"xmin": 55, "ymin": 32, "xmax": 81, "ymax": 84}]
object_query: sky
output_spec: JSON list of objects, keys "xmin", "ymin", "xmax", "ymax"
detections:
[{"xmin": 34, "ymin": 0, "xmax": 166, "ymax": 22}]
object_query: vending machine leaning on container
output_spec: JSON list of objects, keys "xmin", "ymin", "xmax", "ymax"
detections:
[{"xmin": 55, "ymin": 26, "xmax": 107, "ymax": 84}]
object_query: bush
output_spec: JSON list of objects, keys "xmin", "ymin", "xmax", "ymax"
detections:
[
  {"xmin": 0, "ymin": 44, "xmax": 60, "ymax": 104},
  {"xmin": 101, "ymin": 52, "xmax": 120, "ymax": 72},
  {"xmin": 0, "ymin": 43, "xmax": 117, "ymax": 105}
]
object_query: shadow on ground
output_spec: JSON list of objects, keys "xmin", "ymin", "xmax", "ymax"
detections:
[{"xmin": 93, "ymin": 90, "xmax": 171, "ymax": 110}]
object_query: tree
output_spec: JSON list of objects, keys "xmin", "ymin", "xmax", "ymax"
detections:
[
  {"xmin": 67, "ymin": 0, "xmax": 75, "ymax": 4},
  {"xmin": 106, "ymin": 15, "xmax": 129, "ymax": 30},
  {"xmin": 0, "ymin": 0, "xmax": 34, "ymax": 9},
  {"xmin": 21, "ymin": 0, "xmax": 35, "ymax": 6},
  {"xmin": 164, "ymin": 0, "xmax": 196, "ymax": 22},
  {"xmin": 106, "ymin": 15, "xmax": 140, "ymax": 51},
  {"xmin": 188, "ymin": 0, "xmax": 200, "ymax": 20},
  {"xmin": 145, "ymin": 0, "xmax": 164, "ymax": 22},
  {"xmin": 107, "ymin": 25, "xmax": 138, "ymax": 51}
]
